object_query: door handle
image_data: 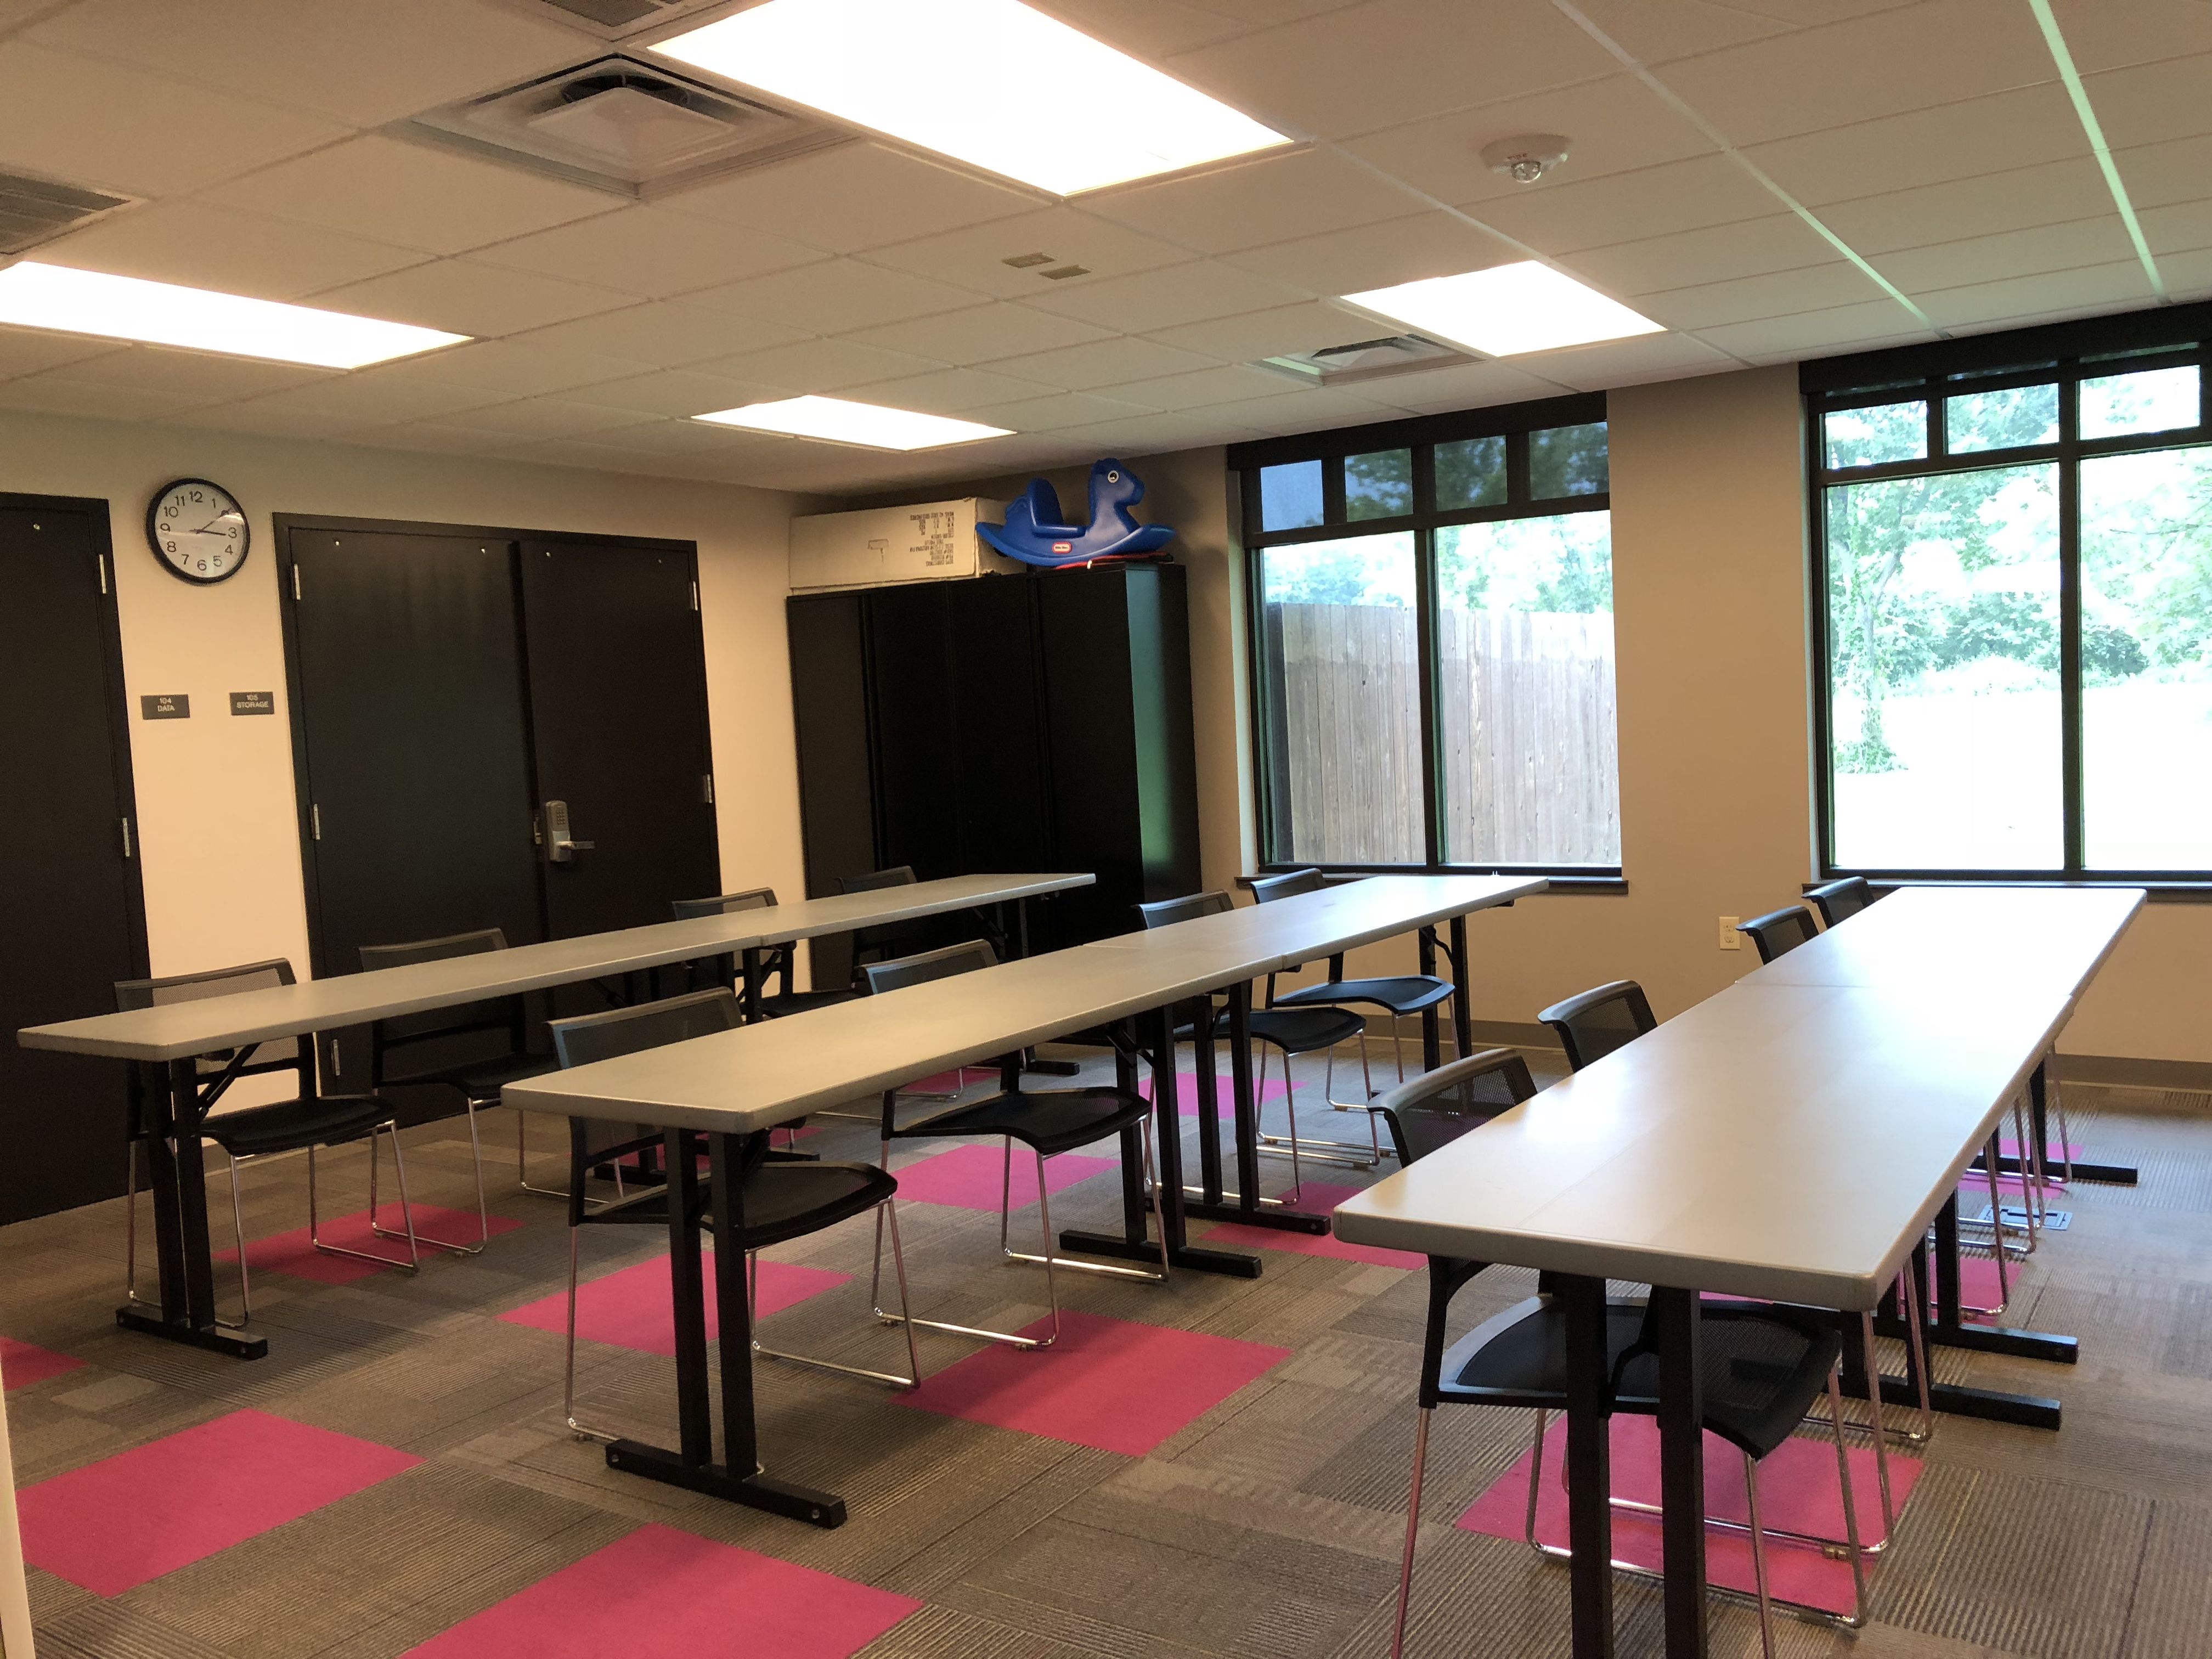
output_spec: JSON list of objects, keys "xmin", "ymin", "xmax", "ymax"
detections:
[{"xmin": 543, "ymin": 799, "xmax": 596, "ymax": 862}]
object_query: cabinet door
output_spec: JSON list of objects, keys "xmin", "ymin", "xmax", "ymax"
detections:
[
  {"xmin": 949, "ymin": 575, "xmax": 1052, "ymax": 875},
  {"xmin": 1036, "ymin": 569, "xmax": 1143, "ymax": 945},
  {"xmin": 788, "ymin": 591, "xmax": 874, "ymax": 989},
  {"xmin": 863, "ymin": 580, "xmax": 958, "ymax": 881},
  {"xmin": 0, "ymin": 501, "xmax": 146, "ymax": 1222}
]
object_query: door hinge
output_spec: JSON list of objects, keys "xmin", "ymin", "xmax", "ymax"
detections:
[
  {"xmin": 291, "ymin": 565, "xmax": 302, "ymax": 600},
  {"xmin": 119, "ymin": 817, "xmax": 132, "ymax": 859},
  {"xmin": 311, "ymin": 803, "xmax": 322, "ymax": 840},
  {"xmin": 97, "ymin": 553, "xmax": 109, "ymax": 595},
  {"xmin": 690, "ymin": 580, "xmax": 699, "ymax": 612},
  {"xmin": 702, "ymin": 774, "xmax": 714, "ymax": 804}
]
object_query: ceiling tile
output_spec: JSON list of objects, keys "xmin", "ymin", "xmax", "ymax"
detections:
[
  {"xmin": 1870, "ymin": 218, "xmax": 2138, "ymax": 295},
  {"xmin": 1356, "ymin": 357, "xmax": 1573, "ymax": 413},
  {"xmin": 1146, "ymin": 300, "xmax": 1375, "ymax": 360},
  {"xmin": 1818, "ymin": 159, "xmax": 2117, "ymax": 254},
  {"xmin": 25, "ymin": 0, "xmax": 585, "ymax": 127},
  {"xmin": 0, "ymin": 327, "xmax": 126, "ymax": 380},
  {"xmin": 2140, "ymin": 200, "xmax": 2212, "ymax": 257},
  {"xmin": 837, "ymin": 366, "xmax": 1060, "ymax": 414},
  {"xmin": 41, "ymin": 346, "xmax": 335, "ymax": 400},
  {"xmin": 985, "ymin": 335, "xmax": 1226, "ymax": 388},
  {"xmin": 473, "ymin": 207, "xmax": 831, "ymax": 300},
  {"xmin": 206, "ymin": 375, "xmax": 504, "ymax": 426},
  {"xmin": 680, "ymin": 258, "xmax": 981, "ymax": 335},
  {"xmin": 1165, "ymin": 0, "xmax": 1617, "ymax": 140},
  {"xmin": 1530, "ymin": 331, "xmax": 1740, "ymax": 391},
  {"xmin": 166, "ymin": 402, "xmax": 362, "ymax": 440},
  {"xmin": 2158, "ymin": 246, "xmax": 2212, "ymax": 301},
  {"xmin": 1634, "ymin": 262, "xmax": 1884, "ymax": 332},
  {"xmin": 1222, "ymin": 212, "xmax": 1519, "ymax": 296},
  {"xmin": 1564, "ymin": 215, "xmax": 1846, "ymax": 298},
  {"xmin": 862, "ymin": 206, "xmax": 1193, "ymax": 298},
  {"xmin": 698, "ymin": 337, "xmax": 947, "ymax": 394},
  {"xmin": 1023, "ymin": 0, "xmax": 1259, "ymax": 58},
  {"xmin": 664, "ymin": 142, "xmax": 1042, "ymax": 254},
  {"xmin": 1691, "ymin": 296, "xmax": 1929, "ymax": 362},
  {"xmin": 1045, "ymin": 412, "xmax": 1267, "ymax": 455},
  {"xmin": 36, "ymin": 201, "xmax": 429, "ymax": 301},
  {"xmin": 1024, "ymin": 260, "xmax": 1306, "ymax": 332},
  {"xmin": 1473, "ymin": 155, "xmax": 1780, "ymax": 255},
  {"xmin": 1739, "ymin": 84, "xmax": 2089, "ymax": 210},
  {"xmin": 311, "ymin": 259, "xmax": 635, "ymax": 337},
  {"xmin": 346, "ymin": 422, "xmax": 522, "ymax": 457},
  {"xmin": 2110, "ymin": 134, "xmax": 2212, "ymax": 211},
  {"xmin": 1091, "ymin": 362, "xmax": 1300, "ymax": 409},
  {"xmin": 509, "ymin": 303, "xmax": 810, "ymax": 369},
  {"xmin": 1345, "ymin": 75, "xmax": 1722, "ymax": 213},
  {"xmin": 577, "ymin": 418, "xmax": 773, "ymax": 455},
  {"xmin": 1565, "ymin": 0, "xmax": 1793, "ymax": 63},
  {"xmin": 2080, "ymin": 51, "xmax": 2212, "ymax": 150},
  {"xmin": 1910, "ymin": 261, "xmax": 2154, "ymax": 329},
  {"xmin": 1199, "ymin": 386, "xmax": 1407, "ymax": 435},
  {"xmin": 1650, "ymin": 0, "xmax": 2055, "ymax": 149},
  {"xmin": 1080, "ymin": 148, "xmax": 1423, "ymax": 255},
  {"xmin": 373, "ymin": 339, "xmax": 654, "ymax": 396},
  {"xmin": 0, "ymin": 41, "xmax": 346, "ymax": 197},
  {"xmin": 207, "ymin": 136, "xmax": 621, "ymax": 257},
  {"xmin": 2043, "ymin": 0, "xmax": 2212, "ymax": 74},
  {"xmin": 957, "ymin": 391, "xmax": 1156, "ymax": 432},
  {"xmin": 846, "ymin": 302, "xmax": 1114, "ymax": 364},
  {"xmin": 435, "ymin": 397, "xmax": 664, "ymax": 440},
  {"xmin": 0, "ymin": 376, "xmax": 215, "ymax": 421},
  {"xmin": 560, "ymin": 368, "xmax": 791, "ymax": 417}
]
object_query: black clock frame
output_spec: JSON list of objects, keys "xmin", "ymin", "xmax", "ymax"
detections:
[{"xmin": 146, "ymin": 478, "xmax": 250, "ymax": 585}]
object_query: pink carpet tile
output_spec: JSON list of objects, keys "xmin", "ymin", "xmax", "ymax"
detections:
[
  {"xmin": 1141, "ymin": 1068, "xmax": 1290, "ymax": 1116},
  {"xmin": 18, "ymin": 1408, "xmax": 420, "ymax": 1596},
  {"xmin": 215, "ymin": 1205, "xmax": 524, "ymax": 1285},
  {"xmin": 1459, "ymin": 1413, "xmax": 1920, "ymax": 1617},
  {"xmin": 500, "ymin": 1252, "xmax": 850, "ymax": 1356},
  {"xmin": 399, "ymin": 1523, "xmax": 921, "ymax": 1659},
  {"xmin": 889, "ymin": 1143, "xmax": 1117, "ymax": 1211},
  {"xmin": 1, "ymin": 1335, "xmax": 87, "ymax": 1390},
  {"xmin": 1203, "ymin": 1181, "xmax": 1425, "ymax": 1270},
  {"xmin": 894, "ymin": 1309, "xmax": 1289, "ymax": 1455}
]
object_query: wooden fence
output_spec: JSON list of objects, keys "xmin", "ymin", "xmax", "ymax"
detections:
[{"xmin": 1267, "ymin": 602, "xmax": 1620, "ymax": 866}]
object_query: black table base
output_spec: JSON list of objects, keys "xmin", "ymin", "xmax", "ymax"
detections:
[
  {"xmin": 114, "ymin": 1305, "xmax": 266, "ymax": 1359},
  {"xmin": 605, "ymin": 1441, "xmax": 845, "ymax": 1526}
]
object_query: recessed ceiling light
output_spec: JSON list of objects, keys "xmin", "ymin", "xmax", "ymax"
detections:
[
  {"xmin": 651, "ymin": 0, "xmax": 1291, "ymax": 196},
  {"xmin": 0, "ymin": 262, "xmax": 469, "ymax": 368},
  {"xmin": 1342, "ymin": 263, "xmax": 1664, "ymax": 358},
  {"xmin": 693, "ymin": 394, "xmax": 1012, "ymax": 450}
]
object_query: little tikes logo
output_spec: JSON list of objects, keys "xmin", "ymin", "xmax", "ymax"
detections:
[{"xmin": 1052, "ymin": 541, "xmax": 1073, "ymax": 553}]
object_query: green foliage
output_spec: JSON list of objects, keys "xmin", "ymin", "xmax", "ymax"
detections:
[
  {"xmin": 1436, "ymin": 436, "xmax": 1505, "ymax": 511},
  {"xmin": 1530, "ymin": 424, "xmax": 1608, "ymax": 498}
]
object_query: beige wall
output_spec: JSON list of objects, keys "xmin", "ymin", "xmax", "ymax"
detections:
[{"xmin": 1, "ymin": 408, "xmax": 805, "ymax": 988}]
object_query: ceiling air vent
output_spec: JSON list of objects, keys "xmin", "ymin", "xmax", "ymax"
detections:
[
  {"xmin": 1259, "ymin": 334, "xmax": 1476, "ymax": 388},
  {"xmin": 396, "ymin": 55, "xmax": 849, "ymax": 200},
  {"xmin": 0, "ymin": 171, "xmax": 136, "ymax": 256},
  {"xmin": 529, "ymin": 0, "xmax": 727, "ymax": 38}
]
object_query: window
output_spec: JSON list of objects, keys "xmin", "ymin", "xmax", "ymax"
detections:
[
  {"xmin": 1237, "ymin": 396, "xmax": 1620, "ymax": 877},
  {"xmin": 1808, "ymin": 318, "xmax": 2212, "ymax": 884}
]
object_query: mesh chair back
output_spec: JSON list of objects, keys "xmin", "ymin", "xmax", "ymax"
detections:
[
  {"xmin": 860, "ymin": 939, "xmax": 997, "ymax": 996},
  {"xmin": 115, "ymin": 959, "xmax": 301, "ymax": 1070},
  {"xmin": 1737, "ymin": 905, "xmax": 1819, "ymax": 963},
  {"xmin": 1136, "ymin": 890, "xmax": 1233, "ymax": 929},
  {"xmin": 672, "ymin": 888, "xmax": 775, "ymax": 921},
  {"xmin": 1537, "ymin": 980, "xmax": 1656, "ymax": 1073},
  {"xmin": 1805, "ymin": 877, "xmax": 1872, "ymax": 928},
  {"xmin": 549, "ymin": 986, "xmax": 741, "ymax": 1070},
  {"xmin": 1249, "ymin": 868, "xmax": 1324, "ymax": 904},
  {"xmin": 839, "ymin": 866, "xmax": 916, "ymax": 895},
  {"xmin": 1368, "ymin": 1047, "xmax": 1535, "ymax": 1164},
  {"xmin": 358, "ymin": 928, "xmax": 515, "ymax": 1050}
]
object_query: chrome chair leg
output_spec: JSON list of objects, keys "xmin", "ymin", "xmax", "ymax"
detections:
[
  {"xmin": 1900, "ymin": 1256, "xmax": 1934, "ymax": 1444},
  {"xmin": 1002, "ymin": 1132, "xmax": 1169, "ymax": 1286},
  {"xmin": 1391, "ymin": 1405, "xmax": 1432, "ymax": 1659},
  {"xmin": 1523, "ymin": 1407, "xmax": 1548, "ymax": 1553},
  {"xmin": 2049, "ymin": 1062, "xmax": 2075, "ymax": 1183},
  {"xmin": 372, "ymin": 1104, "xmax": 493, "ymax": 1255},
  {"xmin": 218, "ymin": 1150, "xmax": 252, "ymax": 1330},
  {"xmin": 516, "ymin": 1109, "xmax": 571, "ymax": 1200},
  {"xmin": 1272, "ymin": 1035, "xmax": 1390, "ymax": 1164},
  {"xmin": 313, "ymin": 1127, "xmax": 421, "ymax": 1273},
  {"xmin": 1826, "ymin": 1362, "xmax": 1870, "ymax": 1625},
  {"xmin": 122, "ymin": 1136, "xmax": 148, "ymax": 1310},
  {"xmin": 1745, "ymin": 1452, "xmax": 1775, "ymax": 1659},
  {"xmin": 752, "ymin": 1200, "xmax": 922, "ymax": 1389},
  {"xmin": 1860, "ymin": 1311, "xmax": 1895, "ymax": 1544},
  {"xmin": 562, "ymin": 1226, "xmax": 617, "ymax": 1443},
  {"xmin": 871, "ymin": 1137, "xmax": 1044, "ymax": 1351}
]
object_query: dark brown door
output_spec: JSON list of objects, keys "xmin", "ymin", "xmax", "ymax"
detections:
[
  {"xmin": 519, "ymin": 539, "xmax": 719, "ymax": 941},
  {"xmin": 1, "ymin": 498, "xmax": 147, "ymax": 1222}
]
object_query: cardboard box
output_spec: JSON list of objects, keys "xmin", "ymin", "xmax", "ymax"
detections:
[{"xmin": 789, "ymin": 498, "xmax": 1018, "ymax": 591}]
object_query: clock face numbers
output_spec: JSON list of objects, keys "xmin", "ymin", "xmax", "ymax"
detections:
[{"xmin": 149, "ymin": 480, "xmax": 249, "ymax": 583}]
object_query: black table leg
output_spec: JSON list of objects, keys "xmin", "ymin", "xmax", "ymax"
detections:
[
  {"xmin": 115, "ymin": 1057, "xmax": 267, "ymax": 1359},
  {"xmin": 1178, "ymin": 980, "xmax": 1323, "ymax": 1236},
  {"xmin": 1997, "ymin": 1058, "xmax": 2133, "ymax": 1185},
  {"xmin": 605, "ymin": 1128, "xmax": 845, "ymax": 1525},
  {"xmin": 1418, "ymin": 927, "xmax": 1442, "ymax": 1073},
  {"xmin": 739, "ymin": 949, "xmax": 765, "ymax": 1023},
  {"xmin": 1653, "ymin": 1286, "xmax": 1707, "ymax": 1659},
  {"xmin": 1561, "ymin": 1274, "xmax": 1616, "ymax": 1659},
  {"xmin": 1448, "ymin": 915, "xmax": 1474, "ymax": 1063},
  {"xmin": 1193, "ymin": 997, "xmax": 1224, "ymax": 1205}
]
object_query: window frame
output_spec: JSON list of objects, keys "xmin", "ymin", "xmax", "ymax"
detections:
[
  {"xmin": 1805, "ymin": 302, "xmax": 2212, "ymax": 896},
  {"xmin": 1233, "ymin": 393, "xmax": 1624, "ymax": 889}
]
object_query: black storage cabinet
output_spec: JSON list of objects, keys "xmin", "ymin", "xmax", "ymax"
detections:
[{"xmin": 788, "ymin": 563, "xmax": 1201, "ymax": 985}]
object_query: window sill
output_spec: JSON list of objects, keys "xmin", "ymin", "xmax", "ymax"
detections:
[
  {"xmin": 1821, "ymin": 877, "xmax": 2212, "ymax": 905},
  {"xmin": 1247, "ymin": 865, "xmax": 1626, "ymax": 896}
]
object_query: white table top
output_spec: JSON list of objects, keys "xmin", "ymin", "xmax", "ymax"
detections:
[
  {"xmin": 1334, "ymin": 884, "xmax": 2144, "ymax": 1309},
  {"xmin": 505, "ymin": 875, "xmax": 1538, "ymax": 1136},
  {"xmin": 16, "ymin": 873, "xmax": 1092, "ymax": 1063},
  {"xmin": 1743, "ymin": 884, "xmax": 2144, "ymax": 996}
]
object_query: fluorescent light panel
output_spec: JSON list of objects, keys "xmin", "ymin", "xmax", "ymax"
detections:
[
  {"xmin": 652, "ymin": 0, "xmax": 1289, "ymax": 196},
  {"xmin": 0, "ymin": 262, "xmax": 468, "ymax": 369},
  {"xmin": 1344, "ymin": 263, "xmax": 1664, "ymax": 358},
  {"xmin": 694, "ymin": 394, "xmax": 1011, "ymax": 450}
]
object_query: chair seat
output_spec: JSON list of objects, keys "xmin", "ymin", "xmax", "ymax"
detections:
[
  {"xmin": 202, "ymin": 1094, "xmax": 394, "ymax": 1159},
  {"xmin": 386, "ymin": 1049, "xmax": 557, "ymax": 1100},
  {"xmin": 1441, "ymin": 1295, "xmax": 1652, "ymax": 1409},
  {"xmin": 895, "ymin": 1086, "xmax": 1153, "ymax": 1156},
  {"xmin": 758, "ymin": 988, "xmax": 862, "ymax": 1018},
  {"xmin": 1237, "ymin": 1005, "xmax": 1368, "ymax": 1055},
  {"xmin": 1272, "ymin": 975, "xmax": 1453, "ymax": 1016},
  {"xmin": 584, "ymin": 1160, "xmax": 897, "ymax": 1251}
]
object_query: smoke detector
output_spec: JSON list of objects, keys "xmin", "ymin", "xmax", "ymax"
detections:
[{"xmin": 1481, "ymin": 134, "xmax": 1570, "ymax": 185}]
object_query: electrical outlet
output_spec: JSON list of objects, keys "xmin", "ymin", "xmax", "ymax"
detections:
[{"xmin": 1718, "ymin": 916, "xmax": 1741, "ymax": 950}]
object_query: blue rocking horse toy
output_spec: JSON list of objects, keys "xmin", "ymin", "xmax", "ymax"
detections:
[{"xmin": 978, "ymin": 458, "xmax": 1176, "ymax": 569}]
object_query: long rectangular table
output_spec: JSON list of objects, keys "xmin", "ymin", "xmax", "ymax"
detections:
[
  {"xmin": 1333, "ymin": 885, "xmax": 2143, "ymax": 1659},
  {"xmin": 15, "ymin": 873, "xmax": 1093, "ymax": 1361},
  {"xmin": 501, "ymin": 873, "xmax": 1543, "ymax": 1525}
]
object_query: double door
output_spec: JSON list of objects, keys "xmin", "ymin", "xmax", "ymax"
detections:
[{"xmin": 280, "ymin": 520, "xmax": 718, "ymax": 1081}]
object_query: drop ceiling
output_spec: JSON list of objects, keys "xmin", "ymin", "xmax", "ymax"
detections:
[{"xmin": 0, "ymin": 0, "xmax": 2207, "ymax": 496}]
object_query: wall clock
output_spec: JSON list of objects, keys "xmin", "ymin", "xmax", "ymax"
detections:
[{"xmin": 146, "ymin": 478, "xmax": 249, "ymax": 584}]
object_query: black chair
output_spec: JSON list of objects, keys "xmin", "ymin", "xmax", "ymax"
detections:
[
  {"xmin": 117, "ymin": 960, "xmax": 423, "ymax": 1328},
  {"xmin": 1536, "ymin": 979, "xmax": 1656, "ymax": 1071},
  {"xmin": 1386, "ymin": 1064, "xmax": 1873, "ymax": 1658},
  {"xmin": 838, "ymin": 864, "xmax": 923, "ymax": 974},
  {"xmin": 670, "ymin": 888, "xmax": 860, "ymax": 1020},
  {"xmin": 359, "ymin": 928, "xmax": 557, "ymax": 1248},
  {"xmin": 549, "ymin": 988, "xmax": 918, "ymax": 1441},
  {"xmin": 1138, "ymin": 890, "xmax": 1368, "ymax": 1195},
  {"xmin": 1805, "ymin": 876, "xmax": 1875, "ymax": 928},
  {"xmin": 1367, "ymin": 1046, "xmax": 1536, "ymax": 1165},
  {"xmin": 860, "ymin": 940, "xmax": 1168, "ymax": 1351},
  {"xmin": 1736, "ymin": 904, "xmax": 1820, "ymax": 962}
]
